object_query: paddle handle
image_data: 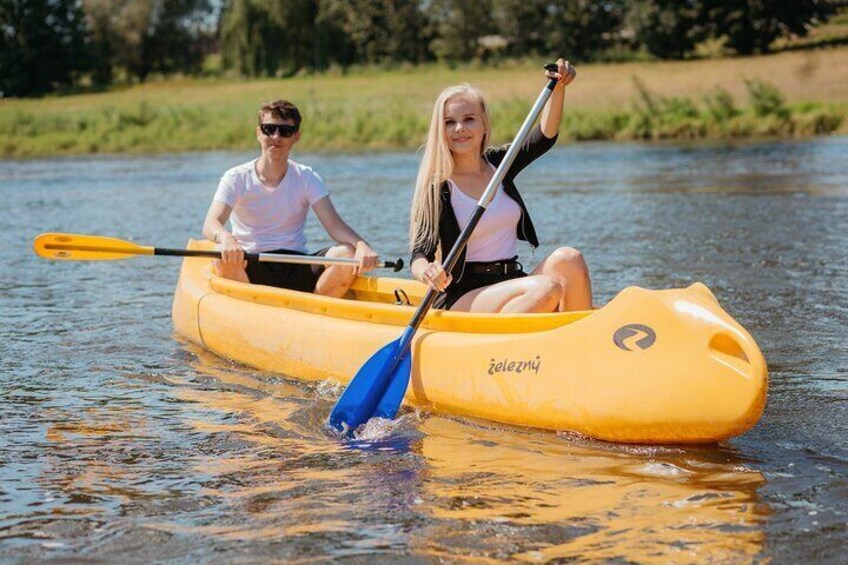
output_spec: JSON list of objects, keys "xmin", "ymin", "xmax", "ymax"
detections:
[
  {"xmin": 154, "ymin": 248, "xmax": 404, "ymax": 271},
  {"xmin": 407, "ymin": 72, "xmax": 559, "ymax": 331}
]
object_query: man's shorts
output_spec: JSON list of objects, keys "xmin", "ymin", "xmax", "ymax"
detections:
[{"xmin": 245, "ymin": 247, "xmax": 332, "ymax": 293}]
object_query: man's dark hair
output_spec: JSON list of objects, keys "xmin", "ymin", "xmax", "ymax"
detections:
[{"xmin": 258, "ymin": 100, "xmax": 301, "ymax": 128}]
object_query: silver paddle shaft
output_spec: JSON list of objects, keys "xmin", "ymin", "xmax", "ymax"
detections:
[
  {"xmin": 475, "ymin": 80, "xmax": 557, "ymax": 211},
  {"xmin": 255, "ymin": 253, "xmax": 361, "ymax": 267}
]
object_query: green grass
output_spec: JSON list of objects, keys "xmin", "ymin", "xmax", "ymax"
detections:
[
  {"xmin": 563, "ymin": 82, "xmax": 844, "ymax": 142},
  {"xmin": 2, "ymin": 52, "xmax": 846, "ymax": 158}
]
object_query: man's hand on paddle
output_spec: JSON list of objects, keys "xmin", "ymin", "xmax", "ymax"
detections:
[
  {"xmin": 355, "ymin": 241, "xmax": 380, "ymax": 275},
  {"xmin": 217, "ymin": 232, "xmax": 247, "ymax": 274}
]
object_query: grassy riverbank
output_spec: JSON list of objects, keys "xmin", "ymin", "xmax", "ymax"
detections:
[{"xmin": 2, "ymin": 47, "xmax": 847, "ymax": 158}]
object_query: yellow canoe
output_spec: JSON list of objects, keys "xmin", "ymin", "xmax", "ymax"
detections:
[{"xmin": 172, "ymin": 240, "xmax": 767, "ymax": 443}]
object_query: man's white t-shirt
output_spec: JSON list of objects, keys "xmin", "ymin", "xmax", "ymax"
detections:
[{"xmin": 213, "ymin": 159, "xmax": 329, "ymax": 253}]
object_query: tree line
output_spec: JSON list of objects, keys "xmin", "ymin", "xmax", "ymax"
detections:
[{"xmin": 0, "ymin": 0, "xmax": 839, "ymax": 97}]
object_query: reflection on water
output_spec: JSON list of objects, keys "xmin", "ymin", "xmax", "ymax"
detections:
[
  {"xmin": 2, "ymin": 137, "xmax": 847, "ymax": 561},
  {"xmin": 418, "ymin": 420, "xmax": 766, "ymax": 563},
  {"xmin": 27, "ymin": 346, "xmax": 768, "ymax": 562}
]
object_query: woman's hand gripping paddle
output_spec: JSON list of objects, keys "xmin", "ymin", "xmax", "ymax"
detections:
[{"xmin": 328, "ymin": 65, "xmax": 560, "ymax": 434}]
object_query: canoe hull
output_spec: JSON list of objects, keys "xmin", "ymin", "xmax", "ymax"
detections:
[{"xmin": 172, "ymin": 241, "xmax": 767, "ymax": 443}]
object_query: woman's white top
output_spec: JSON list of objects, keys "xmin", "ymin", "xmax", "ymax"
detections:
[
  {"xmin": 449, "ymin": 179, "xmax": 520, "ymax": 262},
  {"xmin": 213, "ymin": 159, "xmax": 329, "ymax": 253}
]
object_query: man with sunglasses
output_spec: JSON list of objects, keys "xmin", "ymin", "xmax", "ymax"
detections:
[{"xmin": 202, "ymin": 99, "xmax": 380, "ymax": 296}]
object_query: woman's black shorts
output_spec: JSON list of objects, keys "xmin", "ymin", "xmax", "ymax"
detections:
[
  {"xmin": 245, "ymin": 247, "xmax": 332, "ymax": 293},
  {"xmin": 434, "ymin": 257, "xmax": 527, "ymax": 310}
]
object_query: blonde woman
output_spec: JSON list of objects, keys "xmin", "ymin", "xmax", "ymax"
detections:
[{"xmin": 409, "ymin": 59, "xmax": 592, "ymax": 313}]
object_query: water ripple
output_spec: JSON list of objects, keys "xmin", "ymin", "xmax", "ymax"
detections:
[{"xmin": 2, "ymin": 138, "xmax": 847, "ymax": 562}]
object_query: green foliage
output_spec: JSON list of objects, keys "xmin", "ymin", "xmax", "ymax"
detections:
[
  {"xmin": 541, "ymin": 0, "xmax": 628, "ymax": 61},
  {"xmin": 1, "ymin": 71, "xmax": 842, "ymax": 157},
  {"xmin": 564, "ymin": 111, "xmax": 632, "ymax": 141},
  {"xmin": 220, "ymin": 0, "xmax": 351, "ymax": 75},
  {"xmin": 428, "ymin": 0, "xmax": 498, "ymax": 61},
  {"xmin": 220, "ymin": 0, "xmax": 291, "ymax": 76},
  {"xmin": 320, "ymin": 0, "xmax": 432, "ymax": 66},
  {"xmin": 795, "ymin": 108, "xmax": 844, "ymax": 135},
  {"xmin": 628, "ymin": 77, "xmax": 704, "ymax": 138},
  {"xmin": 0, "ymin": 0, "xmax": 91, "ymax": 96},
  {"xmin": 625, "ymin": 0, "xmax": 703, "ymax": 59},
  {"xmin": 491, "ymin": 0, "xmax": 549, "ymax": 58},
  {"xmin": 220, "ymin": 0, "xmax": 434, "ymax": 76},
  {"xmin": 703, "ymin": 88, "xmax": 740, "ymax": 125},
  {"xmin": 537, "ymin": 76, "xmax": 845, "ymax": 141},
  {"xmin": 0, "ymin": 98, "xmax": 254, "ymax": 156},
  {"xmin": 692, "ymin": 35, "xmax": 734, "ymax": 59},
  {"xmin": 83, "ymin": 0, "xmax": 210, "ymax": 83},
  {"xmin": 625, "ymin": 0, "xmax": 837, "ymax": 59},
  {"xmin": 704, "ymin": 0, "xmax": 836, "ymax": 55},
  {"xmin": 745, "ymin": 78, "xmax": 789, "ymax": 119},
  {"xmin": 3, "ymin": 1, "xmax": 844, "ymax": 96}
]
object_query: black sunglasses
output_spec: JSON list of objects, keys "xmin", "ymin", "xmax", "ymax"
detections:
[{"xmin": 260, "ymin": 123, "xmax": 298, "ymax": 138}]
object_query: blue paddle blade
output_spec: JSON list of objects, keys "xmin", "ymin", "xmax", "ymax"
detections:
[
  {"xmin": 328, "ymin": 337, "xmax": 411, "ymax": 432},
  {"xmin": 373, "ymin": 350, "xmax": 412, "ymax": 420}
]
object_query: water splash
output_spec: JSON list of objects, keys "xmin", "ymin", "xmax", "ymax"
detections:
[
  {"xmin": 316, "ymin": 379, "xmax": 343, "ymax": 398},
  {"xmin": 353, "ymin": 416, "xmax": 404, "ymax": 441}
]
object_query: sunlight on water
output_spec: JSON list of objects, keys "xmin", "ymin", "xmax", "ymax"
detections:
[
  {"xmin": 416, "ymin": 418, "xmax": 767, "ymax": 563},
  {"xmin": 2, "ymin": 138, "xmax": 847, "ymax": 561}
]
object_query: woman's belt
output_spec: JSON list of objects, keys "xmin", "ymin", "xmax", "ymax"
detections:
[{"xmin": 465, "ymin": 258, "xmax": 523, "ymax": 276}]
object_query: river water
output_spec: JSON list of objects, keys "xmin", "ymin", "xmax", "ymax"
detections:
[{"xmin": 2, "ymin": 137, "xmax": 846, "ymax": 563}]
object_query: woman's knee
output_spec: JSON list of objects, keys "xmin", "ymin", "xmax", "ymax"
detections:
[
  {"xmin": 550, "ymin": 247, "xmax": 589, "ymax": 278},
  {"xmin": 552, "ymin": 246, "xmax": 585, "ymax": 266}
]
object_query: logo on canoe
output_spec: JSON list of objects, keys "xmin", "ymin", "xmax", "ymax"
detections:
[
  {"xmin": 613, "ymin": 324, "xmax": 656, "ymax": 351},
  {"xmin": 489, "ymin": 356, "xmax": 541, "ymax": 376}
]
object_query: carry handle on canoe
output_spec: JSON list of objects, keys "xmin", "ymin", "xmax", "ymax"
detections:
[
  {"xmin": 328, "ymin": 65, "xmax": 561, "ymax": 433},
  {"xmin": 33, "ymin": 233, "xmax": 404, "ymax": 271}
]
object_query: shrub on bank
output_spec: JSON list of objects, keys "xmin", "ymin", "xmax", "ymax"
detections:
[{"xmin": 0, "ymin": 78, "xmax": 844, "ymax": 158}]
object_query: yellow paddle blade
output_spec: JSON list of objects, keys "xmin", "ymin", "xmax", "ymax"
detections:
[{"xmin": 33, "ymin": 233, "xmax": 155, "ymax": 261}]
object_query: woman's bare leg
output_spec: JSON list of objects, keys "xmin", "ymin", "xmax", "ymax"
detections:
[
  {"xmin": 531, "ymin": 247, "xmax": 592, "ymax": 311},
  {"xmin": 450, "ymin": 275, "xmax": 562, "ymax": 313}
]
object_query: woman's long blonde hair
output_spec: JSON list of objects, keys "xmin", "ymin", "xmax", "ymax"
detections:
[{"xmin": 409, "ymin": 84, "xmax": 491, "ymax": 254}]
